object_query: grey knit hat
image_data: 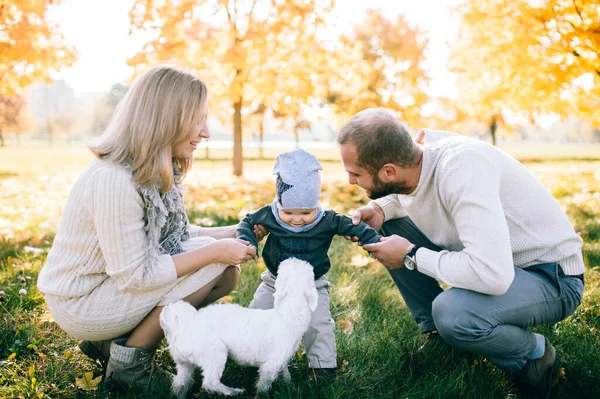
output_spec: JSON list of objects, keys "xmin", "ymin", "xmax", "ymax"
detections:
[{"xmin": 273, "ymin": 148, "xmax": 322, "ymax": 210}]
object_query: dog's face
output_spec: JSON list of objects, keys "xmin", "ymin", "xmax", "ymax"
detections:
[
  {"xmin": 274, "ymin": 258, "xmax": 318, "ymax": 312},
  {"xmin": 160, "ymin": 300, "xmax": 197, "ymax": 338}
]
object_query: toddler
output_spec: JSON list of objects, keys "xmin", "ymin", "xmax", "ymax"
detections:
[{"xmin": 237, "ymin": 148, "xmax": 381, "ymax": 377}]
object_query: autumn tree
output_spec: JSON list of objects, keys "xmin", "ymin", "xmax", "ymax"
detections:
[
  {"xmin": 326, "ymin": 9, "xmax": 431, "ymax": 128},
  {"xmin": 0, "ymin": 95, "xmax": 25, "ymax": 146},
  {"xmin": 128, "ymin": 0, "xmax": 334, "ymax": 176},
  {"xmin": 91, "ymin": 83, "xmax": 130, "ymax": 135},
  {"xmin": 0, "ymin": 0, "xmax": 76, "ymax": 96},
  {"xmin": 27, "ymin": 80, "xmax": 77, "ymax": 145},
  {"xmin": 449, "ymin": 0, "xmax": 600, "ymax": 142}
]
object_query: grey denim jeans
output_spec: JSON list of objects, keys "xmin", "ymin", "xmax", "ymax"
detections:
[
  {"xmin": 249, "ymin": 270, "xmax": 337, "ymax": 369},
  {"xmin": 382, "ymin": 217, "xmax": 585, "ymax": 372}
]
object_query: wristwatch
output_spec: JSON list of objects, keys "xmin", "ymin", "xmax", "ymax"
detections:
[{"xmin": 404, "ymin": 245, "xmax": 420, "ymax": 271}]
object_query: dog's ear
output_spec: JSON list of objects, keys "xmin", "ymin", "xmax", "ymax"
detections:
[
  {"xmin": 273, "ymin": 290, "xmax": 287, "ymax": 308},
  {"xmin": 160, "ymin": 301, "xmax": 194, "ymax": 332},
  {"xmin": 305, "ymin": 286, "xmax": 318, "ymax": 312}
]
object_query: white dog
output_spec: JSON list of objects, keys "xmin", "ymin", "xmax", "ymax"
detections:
[{"xmin": 160, "ymin": 258, "xmax": 319, "ymax": 398}]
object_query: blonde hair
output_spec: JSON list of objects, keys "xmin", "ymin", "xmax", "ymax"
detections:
[{"xmin": 90, "ymin": 64, "xmax": 208, "ymax": 192}]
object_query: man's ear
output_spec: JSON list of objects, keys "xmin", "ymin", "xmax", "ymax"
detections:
[
  {"xmin": 415, "ymin": 129, "xmax": 426, "ymax": 145},
  {"xmin": 378, "ymin": 163, "xmax": 398, "ymax": 182}
]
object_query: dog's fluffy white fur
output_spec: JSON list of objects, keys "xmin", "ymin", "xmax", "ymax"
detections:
[{"xmin": 160, "ymin": 257, "xmax": 319, "ymax": 397}]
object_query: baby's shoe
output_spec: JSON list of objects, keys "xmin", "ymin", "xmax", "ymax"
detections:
[
  {"xmin": 104, "ymin": 338, "xmax": 172, "ymax": 393},
  {"xmin": 309, "ymin": 367, "xmax": 336, "ymax": 382}
]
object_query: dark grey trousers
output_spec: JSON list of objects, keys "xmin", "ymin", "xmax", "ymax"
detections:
[{"xmin": 381, "ymin": 217, "xmax": 584, "ymax": 371}]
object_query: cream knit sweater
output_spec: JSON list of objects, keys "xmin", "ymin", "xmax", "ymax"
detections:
[
  {"xmin": 38, "ymin": 158, "xmax": 204, "ymax": 299},
  {"xmin": 374, "ymin": 130, "xmax": 585, "ymax": 295}
]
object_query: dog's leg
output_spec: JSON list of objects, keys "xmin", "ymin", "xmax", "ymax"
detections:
[
  {"xmin": 281, "ymin": 366, "xmax": 291, "ymax": 383},
  {"xmin": 197, "ymin": 345, "xmax": 245, "ymax": 396},
  {"xmin": 256, "ymin": 361, "xmax": 284, "ymax": 393},
  {"xmin": 172, "ymin": 361, "xmax": 195, "ymax": 399}
]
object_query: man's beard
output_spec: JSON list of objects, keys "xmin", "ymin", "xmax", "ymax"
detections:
[{"xmin": 367, "ymin": 172, "xmax": 413, "ymax": 199}]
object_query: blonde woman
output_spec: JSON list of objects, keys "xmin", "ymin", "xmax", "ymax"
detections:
[{"xmin": 37, "ymin": 64, "xmax": 260, "ymax": 393}]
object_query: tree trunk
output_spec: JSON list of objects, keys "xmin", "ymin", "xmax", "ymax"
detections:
[
  {"xmin": 489, "ymin": 115, "xmax": 498, "ymax": 146},
  {"xmin": 233, "ymin": 99, "xmax": 243, "ymax": 176},
  {"xmin": 48, "ymin": 122, "xmax": 54, "ymax": 147},
  {"xmin": 259, "ymin": 113, "xmax": 265, "ymax": 160},
  {"xmin": 293, "ymin": 111, "xmax": 300, "ymax": 149},
  {"xmin": 294, "ymin": 127, "xmax": 300, "ymax": 149},
  {"xmin": 0, "ymin": 129, "xmax": 4, "ymax": 147},
  {"xmin": 204, "ymin": 145, "xmax": 210, "ymax": 160}
]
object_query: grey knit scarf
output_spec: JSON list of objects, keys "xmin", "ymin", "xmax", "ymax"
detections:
[{"xmin": 127, "ymin": 160, "xmax": 190, "ymax": 257}]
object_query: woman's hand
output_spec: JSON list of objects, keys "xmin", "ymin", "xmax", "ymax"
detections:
[{"xmin": 212, "ymin": 238, "xmax": 257, "ymax": 265}]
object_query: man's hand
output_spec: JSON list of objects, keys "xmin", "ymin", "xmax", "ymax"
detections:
[
  {"xmin": 362, "ymin": 235, "xmax": 414, "ymax": 270},
  {"xmin": 344, "ymin": 202, "xmax": 385, "ymax": 243}
]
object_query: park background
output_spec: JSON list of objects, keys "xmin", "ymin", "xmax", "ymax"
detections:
[{"xmin": 1, "ymin": 0, "xmax": 599, "ymax": 398}]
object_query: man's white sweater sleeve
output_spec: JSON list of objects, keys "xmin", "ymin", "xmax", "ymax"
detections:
[
  {"xmin": 90, "ymin": 167, "xmax": 179, "ymax": 292},
  {"xmin": 372, "ymin": 194, "xmax": 407, "ymax": 221},
  {"xmin": 416, "ymin": 152, "xmax": 515, "ymax": 295}
]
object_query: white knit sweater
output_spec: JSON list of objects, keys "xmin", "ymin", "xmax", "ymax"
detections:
[
  {"xmin": 374, "ymin": 130, "xmax": 585, "ymax": 295},
  {"xmin": 38, "ymin": 159, "xmax": 204, "ymax": 298}
]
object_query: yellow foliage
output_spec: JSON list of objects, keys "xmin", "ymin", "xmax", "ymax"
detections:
[
  {"xmin": 449, "ymin": 0, "xmax": 600, "ymax": 127},
  {"xmin": 75, "ymin": 371, "xmax": 102, "ymax": 391},
  {"xmin": 128, "ymin": 0, "xmax": 335, "ymax": 176},
  {"xmin": 326, "ymin": 9, "xmax": 431, "ymax": 127},
  {"xmin": 0, "ymin": 0, "xmax": 76, "ymax": 96}
]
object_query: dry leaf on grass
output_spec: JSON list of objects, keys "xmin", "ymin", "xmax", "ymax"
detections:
[
  {"xmin": 39, "ymin": 312, "xmax": 54, "ymax": 323},
  {"xmin": 75, "ymin": 372, "xmax": 102, "ymax": 391},
  {"xmin": 338, "ymin": 319, "xmax": 354, "ymax": 334}
]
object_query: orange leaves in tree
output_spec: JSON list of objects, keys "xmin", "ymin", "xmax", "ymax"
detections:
[
  {"xmin": 326, "ymin": 9, "xmax": 431, "ymax": 128},
  {"xmin": 128, "ymin": 0, "xmax": 335, "ymax": 177},
  {"xmin": 449, "ymin": 0, "xmax": 600, "ymax": 127},
  {"xmin": 0, "ymin": 0, "xmax": 76, "ymax": 96}
]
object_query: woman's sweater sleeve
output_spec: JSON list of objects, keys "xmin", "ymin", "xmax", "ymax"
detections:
[{"xmin": 90, "ymin": 166, "xmax": 179, "ymax": 292}]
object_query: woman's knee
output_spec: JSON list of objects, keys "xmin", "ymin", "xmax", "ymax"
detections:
[{"xmin": 217, "ymin": 266, "xmax": 240, "ymax": 292}]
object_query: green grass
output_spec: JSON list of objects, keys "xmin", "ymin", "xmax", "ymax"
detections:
[{"xmin": 1, "ymin": 148, "xmax": 599, "ymax": 398}]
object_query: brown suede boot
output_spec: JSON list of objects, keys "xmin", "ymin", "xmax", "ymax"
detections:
[
  {"xmin": 104, "ymin": 338, "xmax": 172, "ymax": 393},
  {"xmin": 514, "ymin": 337, "xmax": 565, "ymax": 399}
]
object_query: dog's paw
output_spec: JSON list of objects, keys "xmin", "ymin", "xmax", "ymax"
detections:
[{"xmin": 225, "ymin": 387, "xmax": 245, "ymax": 396}]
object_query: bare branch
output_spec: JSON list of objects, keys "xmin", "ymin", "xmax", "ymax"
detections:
[{"xmin": 572, "ymin": 0, "xmax": 583, "ymax": 23}]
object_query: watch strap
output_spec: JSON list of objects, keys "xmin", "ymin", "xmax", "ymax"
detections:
[{"xmin": 406, "ymin": 245, "xmax": 420, "ymax": 259}]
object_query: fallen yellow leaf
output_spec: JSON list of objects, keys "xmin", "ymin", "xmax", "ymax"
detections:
[
  {"xmin": 75, "ymin": 371, "xmax": 102, "ymax": 391},
  {"xmin": 39, "ymin": 312, "xmax": 54, "ymax": 323},
  {"xmin": 338, "ymin": 319, "xmax": 354, "ymax": 334},
  {"xmin": 218, "ymin": 295, "xmax": 234, "ymax": 304},
  {"xmin": 8, "ymin": 352, "xmax": 16, "ymax": 360}
]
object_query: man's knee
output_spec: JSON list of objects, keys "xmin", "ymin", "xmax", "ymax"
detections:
[{"xmin": 432, "ymin": 289, "xmax": 491, "ymax": 345}]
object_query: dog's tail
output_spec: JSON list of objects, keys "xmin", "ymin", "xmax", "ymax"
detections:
[{"xmin": 160, "ymin": 300, "xmax": 196, "ymax": 343}]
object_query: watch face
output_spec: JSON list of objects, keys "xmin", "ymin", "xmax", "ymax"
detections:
[{"xmin": 404, "ymin": 256, "xmax": 416, "ymax": 271}]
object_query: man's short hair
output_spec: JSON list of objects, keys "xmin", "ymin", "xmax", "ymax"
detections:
[{"xmin": 337, "ymin": 108, "xmax": 419, "ymax": 173}]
